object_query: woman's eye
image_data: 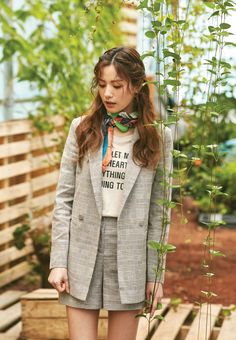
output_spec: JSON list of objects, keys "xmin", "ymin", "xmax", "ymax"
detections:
[
  {"xmin": 98, "ymin": 84, "xmax": 105, "ymax": 88},
  {"xmin": 113, "ymin": 85, "xmax": 122, "ymax": 89}
]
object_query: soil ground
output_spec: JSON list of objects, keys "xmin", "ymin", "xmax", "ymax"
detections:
[
  {"xmin": 1, "ymin": 202, "xmax": 236, "ymax": 307},
  {"xmin": 165, "ymin": 204, "xmax": 236, "ymax": 307}
]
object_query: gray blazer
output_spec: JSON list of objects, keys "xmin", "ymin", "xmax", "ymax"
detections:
[{"xmin": 49, "ymin": 116, "xmax": 173, "ymax": 304}]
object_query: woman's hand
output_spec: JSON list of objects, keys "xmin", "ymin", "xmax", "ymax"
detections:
[
  {"xmin": 146, "ymin": 282, "xmax": 163, "ymax": 318},
  {"xmin": 48, "ymin": 268, "xmax": 70, "ymax": 293}
]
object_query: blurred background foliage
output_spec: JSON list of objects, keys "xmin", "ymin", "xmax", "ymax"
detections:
[{"xmin": 0, "ymin": 0, "xmax": 123, "ymax": 130}]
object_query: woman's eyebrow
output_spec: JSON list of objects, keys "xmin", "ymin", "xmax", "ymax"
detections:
[{"xmin": 98, "ymin": 78, "xmax": 124, "ymax": 83}]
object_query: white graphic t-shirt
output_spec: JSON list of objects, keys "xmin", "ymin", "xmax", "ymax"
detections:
[{"xmin": 102, "ymin": 132, "xmax": 134, "ymax": 217}]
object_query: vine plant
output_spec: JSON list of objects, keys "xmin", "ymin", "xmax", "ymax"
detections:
[{"xmin": 136, "ymin": 0, "xmax": 235, "ymax": 338}]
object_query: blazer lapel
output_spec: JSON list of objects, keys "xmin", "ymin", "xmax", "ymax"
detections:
[
  {"xmin": 89, "ymin": 144, "xmax": 103, "ymax": 217},
  {"xmin": 117, "ymin": 127, "xmax": 141, "ymax": 219}
]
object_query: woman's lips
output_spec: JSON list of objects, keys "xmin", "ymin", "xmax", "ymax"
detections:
[{"xmin": 105, "ymin": 101, "xmax": 116, "ymax": 108}]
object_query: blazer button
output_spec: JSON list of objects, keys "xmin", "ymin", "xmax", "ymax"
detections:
[
  {"xmin": 139, "ymin": 222, "xmax": 143, "ymax": 227},
  {"xmin": 78, "ymin": 214, "xmax": 84, "ymax": 221}
]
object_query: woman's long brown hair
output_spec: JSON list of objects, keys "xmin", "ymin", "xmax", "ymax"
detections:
[{"xmin": 75, "ymin": 46, "xmax": 160, "ymax": 169}]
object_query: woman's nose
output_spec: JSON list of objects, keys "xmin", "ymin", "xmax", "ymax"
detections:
[{"xmin": 104, "ymin": 86, "xmax": 113, "ymax": 98}]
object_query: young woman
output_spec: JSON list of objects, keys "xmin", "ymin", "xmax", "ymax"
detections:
[{"xmin": 48, "ymin": 46, "xmax": 173, "ymax": 340}]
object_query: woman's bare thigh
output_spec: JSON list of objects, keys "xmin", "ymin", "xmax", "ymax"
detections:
[
  {"xmin": 66, "ymin": 306, "xmax": 100, "ymax": 340},
  {"xmin": 108, "ymin": 309, "xmax": 142, "ymax": 340}
]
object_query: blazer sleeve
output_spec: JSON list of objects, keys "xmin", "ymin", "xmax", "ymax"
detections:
[
  {"xmin": 49, "ymin": 116, "xmax": 82, "ymax": 269},
  {"xmin": 147, "ymin": 126, "xmax": 173, "ymax": 283}
]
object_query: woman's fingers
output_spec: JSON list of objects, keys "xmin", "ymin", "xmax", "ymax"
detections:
[
  {"xmin": 48, "ymin": 268, "xmax": 69, "ymax": 293},
  {"xmin": 54, "ymin": 280, "xmax": 65, "ymax": 292},
  {"xmin": 65, "ymin": 277, "xmax": 70, "ymax": 293}
]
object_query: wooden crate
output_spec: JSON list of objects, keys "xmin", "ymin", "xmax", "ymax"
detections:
[
  {"xmin": 19, "ymin": 289, "xmax": 236, "ymax": 340},
  {"xmin": 0, "ymin": 290, "xmax": 26, "ymax": 340},
  {"xmin": 20, "ymin": 289, "xmax": 107, "ymax": 340}
]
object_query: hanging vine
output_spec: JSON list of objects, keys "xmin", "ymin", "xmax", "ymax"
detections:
[{"xmin": 136, "ymin": 0, "xmax": 236, "ymax": 338}]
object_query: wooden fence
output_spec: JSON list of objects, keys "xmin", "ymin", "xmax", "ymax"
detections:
[
  {"xmin": 120, "ymin": 3, "xmax": 138, "ymax": 47},
  {"xmin": 0, "ymin": 116, "xmax": 65, "ymax": 288}
]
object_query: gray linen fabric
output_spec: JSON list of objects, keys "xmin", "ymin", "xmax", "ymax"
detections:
[{"xmin": 49, "ymin": 116, "xmax": 173, "ymax": 304}]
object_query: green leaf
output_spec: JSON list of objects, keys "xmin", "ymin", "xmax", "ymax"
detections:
[
  {"xmin": 137, "ymin": 0, "xmax": 148, "ymax": 9},
  {"xmin": 145, "ymin": 31, "xmax": 156, "ymax": 39},
  {"xmin": 154, "ymin": 314, "xmax": 165, "ymax": 320},
  {"xmin": 209, "ymin": 10, "xmax": 220, "ymax": 18},
  {"xmin": 220, "ymin": 23, "xmax": 231, "ymax": 29},
  {"xmin": 163, "ymin": 49, "xmax": 180, "ymax": 60},
  {"xmin": 210, "ymin": 111, "xmax": 219, "ymax": 117},
  {"xmin": 204, "ymin": 2, "xmax": 215, "ymax": 9},
  {"xmin": 164, "ymin": 243, "xmax": 176, "ymax": 252},
  {"xmin": 153, "ymin": 2, "xmax": 160, "ymax": 11},
  {"xmin": 135, "ymin": 313, "xmax": 147, "ymax": 318},
  {"xmin": 225, "ymin": 42, "xmax": 236, "ymax": 47},
  {"xmin": 164, "ymin": 79, "xmax": 181, "ymax": 86},
  {"xmin": 208, "ymin": 26, "xmax": 216, "ymax": 33},
  {"xmin": 151, "ymin": 20, "xmax": 162, "ymax": 28},
  {"xmin": 140, "ymin": 50, "xmax": 156, "ymax": 60},
  {"xmin": 202, "ymin": 220, "xmax": 225, "ymax": 230},
  {"xmin": 201, "ymin": 290, "xmax": 217, "ymax": 298},
  {"xmin": 209, "ymin": 249, "xmax": 226, "ymax": 257},
  {"xmin": 148, "ymin": 241, "xmax": 161, "ymax": 250}
]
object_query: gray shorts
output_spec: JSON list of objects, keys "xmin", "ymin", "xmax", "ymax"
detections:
[{"xmin": 59, "ymin": 216, "xmax": 145, "ymax": 311}]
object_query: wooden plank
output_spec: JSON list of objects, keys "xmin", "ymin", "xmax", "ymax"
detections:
[
  {"xmin": 21, "ymin": 300, "xmax": 67, "ymax": 318},
  {"xmin": 0, "ymin": 182, "xmax": 30, "ymax": 204},
  {"xmin": 0, "ymin": 225, "xmax": 21, "ymax": 246},
  {"xmin": 120, "ymin": 21, "xmax": 137, "ymax": 35},
  {"xmin": 123, "ymin": 35, "xmax": 137, "ymax": 47},
  {"xmin": 0, "ymin": 243, "xmax": 34, "ymax": 267},
  {"xmin": 0, "ymin": 115, "xmax": 65, "ymax": 137},
  {"xmin": 121, "ymin": 7, "xmax": 138, "ymax": 21},
  {"xmin": 152, "ymin": 303, "xmax": 194, "ymax": 339},
  {"xmin": 0, "ymin": 140, "xmax": 30, "ymax": 158},
  {"xmin": 0, "ymin": 291, "xmax": 26, "ymax": 309},
  {"xmin": 5, "ymin": 320, "xmax": 22, "ymax": 336},
  {"xmin": 0, "ymin": 302, "xmax": 21, "ymax": 332},
  {"xmin": 218, "ymin": 308, "xmax": 236, "ymax": 340},
  {"xmin": 0, "ymin": 261, "xmax": 31, "ymax": 288},
  {"xmin": 21, "ymin": 318, "xmax": 68, "ymax": 339},
  {"xmin": 31, "ymin": 131, "xmax": 64, "ymax": 151},
  {"xmin": 31, "ymin": 170, "xmax": 59, "ymax": 192},
  {"xmin": 0, "ymin": 160, "xmax": 30, "ymax": 180},
  {"xmin": 31, "ymin": 151, "xmax": 60, "ymax": 170},
  {"xmin": 0, "ymin": 120, "xmax": 32, "ymax": 137},
  {"xmin": 0, "ymin": 335, "xmax": 18, "ymax": 340},
  {"xmin": 136, "ymin": 298, "xmax": 170, "ymax": 339},
  {"xmin": 21, "ymin": 288, "xmax": 59, "ymax": 300},
  {"xmin": 31, "ymin": 191, "xmax": 55, "ymax": 210},
  {"xmin": 185, "ymin": 303, "xmax": 222, "ymax": 340},
  {"xmin": 98, "ymin": 318, "xmax": 107, "ymax": 340},
  {"xmin": 0, "ymin": 201, "xmax": 29, "ymax": 225}
]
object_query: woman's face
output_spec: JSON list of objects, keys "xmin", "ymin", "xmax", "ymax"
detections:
[{"xmin": 98, "ymin": 64, "xmax": 136, "ymax": 114}]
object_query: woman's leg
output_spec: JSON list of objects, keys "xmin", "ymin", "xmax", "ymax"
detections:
[
  {"xmin": 66, "ymin": 306, "xmax": 100, "ymax": 340},
  {"xmin": 108, "ymin": 309, "xmax": 142, "ymax": 340}
]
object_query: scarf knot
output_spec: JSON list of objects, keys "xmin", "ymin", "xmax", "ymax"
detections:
[{"xmin": 102, "ymin": 111, "xmax": 139, "ymax": 173}]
